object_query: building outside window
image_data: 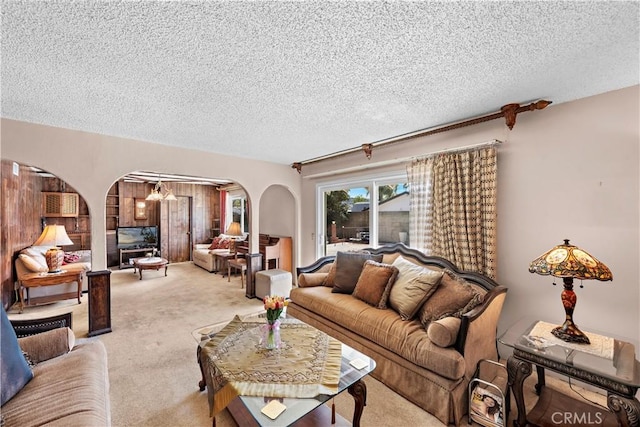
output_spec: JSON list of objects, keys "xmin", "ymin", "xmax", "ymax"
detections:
[{"xmin": 317, "ymin": 173, "xmax": 411, "ymax": 257}]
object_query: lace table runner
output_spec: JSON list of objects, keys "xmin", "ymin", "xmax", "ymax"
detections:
[
  {"xmin": 201, "ymin": 315, "xmax": 342, "ymax": 416},
  {"xmin": 528, "ymin": 321, "xmax": 614, "ymax": 360}
]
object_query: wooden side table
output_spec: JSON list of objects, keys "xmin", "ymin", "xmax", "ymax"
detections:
[{"xmin": 18, "ymin": 269, "xmax": 84, "ymax": 312}]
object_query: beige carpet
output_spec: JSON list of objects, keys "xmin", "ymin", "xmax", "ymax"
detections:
[{"xmin": 8, "ymin": 262, "xmax": 607, "ymax": 426}]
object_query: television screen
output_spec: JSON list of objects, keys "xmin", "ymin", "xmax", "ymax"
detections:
[{"xmin": 116, "ymin": 226, "xmax": 158, "ymax": 249}]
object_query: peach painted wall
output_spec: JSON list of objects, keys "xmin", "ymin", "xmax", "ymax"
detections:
[
  {"xmin": 0, "ymin": 119, "xmax": 302, "ymax": 271},
  {"xmin": 300, "ymin": 85, "xmax": 640, "ymax": 346}
]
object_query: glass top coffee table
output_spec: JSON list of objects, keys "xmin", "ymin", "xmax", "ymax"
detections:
[
  {"xmin": 196, "ymin": 315, "xmax": 376, "ymax": 427},
  {"xmin": 499, "ymin": 317, "xmax": 640, "ymax": 427}
]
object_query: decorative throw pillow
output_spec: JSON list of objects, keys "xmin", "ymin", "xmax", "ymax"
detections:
[
  {"xmin": 352, "ymin": 260, "xmax": 399, "ymax": 308},
  {"xmin": 18, "ymin": 253, "xmax": 48, "ymax": 272},
  {"xmin": 419, "ymin": 270, "xmax": 483, "ymax": 327},
  {"xmin": 331, "ymin": 251, "xmax": 383, "ymax": 294},
  {"xmin": 427, "ymin": 317, "xmax": 462, "ymax": 348},
  {"xmin": 388, "ymin": 256, "xmax": 444, "ymax": 320},
  {"xmin": 298, "ymin": 273, "xmax": 328, "ymax": 288},
  {"xmin": 322, "ymin": 262, "xmax": 337, "ymax": 287},
  {"xmin": 208, "ymin": 236, "xmax": 222, "ymax": 250},
  {"xmin": 1, "ymin": 306, "xmax": 33, "ymax": 405},
  {"xmin": 63, "ymin": 252, "xmax": 80, "ymax": 265}
]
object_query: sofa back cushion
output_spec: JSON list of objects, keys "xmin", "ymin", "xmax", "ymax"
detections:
[
  {"xmin": 1, "ymin": 306, "xmax": 33, "ymax": 405},
  {"xmin": 331, "ymin": 251, "xmax": 383, "ymax": 294},
  {"xmin": 352, "ymin": 260, "xmax": 399, "ymax": 308},
  {"xmin": 419, "ymin": 270, "xmax": 483, "ymax": 327}
]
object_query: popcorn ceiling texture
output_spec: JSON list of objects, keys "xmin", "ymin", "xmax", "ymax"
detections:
[{"xmin": 1, "ymin": 1, "xmax": 638, "ymax": 164}]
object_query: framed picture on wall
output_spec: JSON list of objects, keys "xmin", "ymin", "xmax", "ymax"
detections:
[{"xmin": 134, "ymin": 198, "xmax": 147, "ymax": 220}]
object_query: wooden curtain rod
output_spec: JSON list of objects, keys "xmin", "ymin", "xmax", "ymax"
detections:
[{"xmin": 292, "ymin": 100, "xmax": 551, "ymax": 173}]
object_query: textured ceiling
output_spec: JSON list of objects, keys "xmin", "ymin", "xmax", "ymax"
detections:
[{"xmin": 2, "ymin": 1, "xmax": 638, "ymax": 165}]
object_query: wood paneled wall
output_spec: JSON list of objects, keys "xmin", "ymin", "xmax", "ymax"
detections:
[{"xmin": 1, "ymin": 160, "xmax": 42, "ymax": 309}]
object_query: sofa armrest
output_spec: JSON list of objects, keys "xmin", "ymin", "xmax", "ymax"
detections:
[
  {"xmin": 17, "ymin": 327, "xmax": 75, "ymax": 363},
  {"xmin": 455, "ymin": 286, "xmax": 507, "ymax": 378},
  {"xmin": 194, "ymin": 244, "xmax": 211, "ymax": 250}
]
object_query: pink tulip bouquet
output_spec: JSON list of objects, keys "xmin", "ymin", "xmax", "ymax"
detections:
[
  {"xmin": 263, "ymin": 295, "xmax": 288, "ymax": 325},
  {"xmin": 262, "ymin": 296, "xmax": 288, "ymax": 349}
]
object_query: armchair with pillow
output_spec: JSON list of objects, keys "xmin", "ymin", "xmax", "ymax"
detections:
[{"xmin": 288, "ymin": 243, "xmax": 507, "ymax": 426}]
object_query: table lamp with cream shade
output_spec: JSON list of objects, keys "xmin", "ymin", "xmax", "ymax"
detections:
[
  {"xmin": 226, "ymin": 222, "xmax": 243, "ymax": 237},
  {"xmin": 34, "ymin": 225, "xmax": 74, "ymax": 273},
  {"xmin": 528, "ymin": 239, "xmax": 612, "ymax": 344}
]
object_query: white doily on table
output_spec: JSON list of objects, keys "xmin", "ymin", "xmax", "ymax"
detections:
[{"xmin": 528, "ymin": 321, "xmax": 614, "ymax": 360}]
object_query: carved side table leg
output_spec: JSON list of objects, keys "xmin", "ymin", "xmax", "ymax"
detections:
[
  {"xmin": 608, "ymin": 393, "xmax": 640, "ymax": 427},
  {"xmin": 507, "ymin": 355, "xmax": 532, "ymax": 427},
  {"xmin": 348, "ymin": 379, "xmax": 367, "ymax": 427},
  {"xmin": 535, "ymin": 365, "xmax": 546, "ymax": 395}
]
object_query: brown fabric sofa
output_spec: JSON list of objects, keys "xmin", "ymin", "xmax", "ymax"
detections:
[
  {"xmin": 1, "ymin": 326, "xmax": 111, "ymax": 426},
  {"xmin": 287, "ymin": 243, "xmax": 507, "ymax": 426}
]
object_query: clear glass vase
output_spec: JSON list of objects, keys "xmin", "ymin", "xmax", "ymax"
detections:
[{"xmin": 262, "ymin": 320, "xmax": 281, "ymax": 350}]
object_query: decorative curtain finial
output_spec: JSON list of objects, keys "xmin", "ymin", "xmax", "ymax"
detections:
[{"xmin": 362, "ymin": 144, "xmax": 373, "ymax": 159}]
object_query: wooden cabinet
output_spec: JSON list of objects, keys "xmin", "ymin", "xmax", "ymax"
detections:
[{"xmin": 42, "ymin": 192, "xmax": 79, "ymax": 217}]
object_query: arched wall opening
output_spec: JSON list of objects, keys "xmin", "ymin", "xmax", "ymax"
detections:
[
  {"xmin": 0, "ymin": 159, "xmax": 93, "ymax": 308},
  {"xmin": 259, "ymin": 184, "xmax": 297, "ymax": 272}
]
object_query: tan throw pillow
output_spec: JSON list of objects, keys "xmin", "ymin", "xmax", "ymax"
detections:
[
  {"xmin": 427, "ymin": 317, "xmax": 462, "ymax": 348},
  {"xmin": 388, "ymin": 256, "xmax": 444, "ymax": 320},
  {"xmin": 322, "ymin": 262, "xmax": 337, "ymax": 287},
  {"xmin": 331, "ymin": 251, "xmax": 384, "ymax": 294},
  {"xmin": 352, "ymin": 260, "xmax": 399, "ymax": 309},
  {"xmin": 419, "ymin": 270, "xmax": 483, "ymax": 327}
]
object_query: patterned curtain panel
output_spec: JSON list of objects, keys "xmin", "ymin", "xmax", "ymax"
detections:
[
  {"xmin": 407, "ymin": 157, "xmax": 432, "ymax": 253},
  {"xmin": 408, "ymin": 145, "xmax": 497, "ymax": 279}
]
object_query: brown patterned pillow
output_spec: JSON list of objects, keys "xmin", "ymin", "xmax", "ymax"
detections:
[
  {"xmin": 331, "ymin": 251, "xmax": 383, "ymax": 294},
  {"xmin": 352, "ymin": 260, "xmax": 399, "ymax": 308},
  {"xmin": 419, "ymin": 270, "xmax": 483, "ymax": 327}
]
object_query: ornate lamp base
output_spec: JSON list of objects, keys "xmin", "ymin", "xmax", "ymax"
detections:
[
  {"xmin": 552, "ymin": 320, "xmax": 590, "ymax": 344},
  {"xmin": 45, "ymin": 247, "xmax": 64, "ymax": 273}
]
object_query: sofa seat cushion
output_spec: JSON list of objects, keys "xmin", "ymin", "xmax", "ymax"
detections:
[
  {"xmin": 290, "ymin": 286, "xmax": 465, "ymax": 380},
  {"xmin": 1, "ymin": 339, "xmax": 110, "ymax": 426}
]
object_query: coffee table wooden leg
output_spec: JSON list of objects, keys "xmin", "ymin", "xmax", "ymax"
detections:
[
  {"xmin": 164, "ymin": 266, "xmax": 168, "ymax": 276},
  {"xmin": 348, "ymin": 378, "xmax": 367, "ymax": 427},
  {"xmin": 197, "ymin": 345, "xmax": 207, "ymax": 391},
  {"xmin": 139, "ymin": 269, "xmax": 143, "ymax": 280}
]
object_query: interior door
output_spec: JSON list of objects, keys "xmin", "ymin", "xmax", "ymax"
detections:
[{"xmin": 166, "ymin": 196, "xmax": 192, "ymax": 262}]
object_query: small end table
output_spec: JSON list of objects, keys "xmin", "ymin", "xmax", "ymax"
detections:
[{"xmin": 499, "ymin": 317, "xmax": 640, "ymax": 427}]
